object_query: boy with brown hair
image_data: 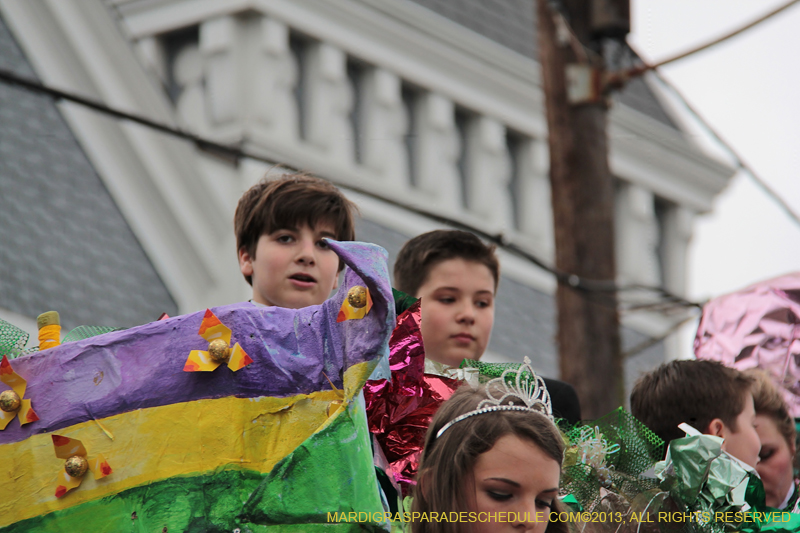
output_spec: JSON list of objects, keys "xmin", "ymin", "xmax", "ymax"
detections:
[
  {"xmin": 394, "ymin": 229, "xmax": 580, "ymax": 423},
  {"xmin": 630, "ymin": 359, "xmax": 761, "ymax": 468},
  {"xmin": 234, "ymin": 173, "xmax": 357, "ymax": 309},
  {"xmin": 394, "ymin": 230, "xmax": 499, "ymax": 368}
]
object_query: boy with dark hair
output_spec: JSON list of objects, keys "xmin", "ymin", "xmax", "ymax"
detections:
[
  {"xmin": 393, "ymin": 229, "xmax": 580, "ymax": 423},
  {"xmin": 394, "ymin": 230, "xmax": 499, "ymax": 367},
  {"xmin": 368, "ymin": 230, "xmax": 579, "ymax": 507},
  {"xmin": 630, "ymin": 359, "xmax": 761, "ymax": 468},
  {"xmin": 234, "ymin": 173, "xmax": 357, "ymax": 309},
  {"xmin": 394, "ymin": 230, "xmax": 500, "ymax": 298}
]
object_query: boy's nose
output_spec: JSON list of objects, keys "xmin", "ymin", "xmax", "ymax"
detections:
[
  {"xmin": 456, "ymin": 304, "xmax": 476, "ymax": 324},
  {"xmin": 295, "ymin": 240, "xmax": 317, "ymax": 265}
]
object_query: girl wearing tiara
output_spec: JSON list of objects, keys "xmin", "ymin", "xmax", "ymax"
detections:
[{"xmin": 411, "ymin": 378, "xmax": 570, "ymax": 533}]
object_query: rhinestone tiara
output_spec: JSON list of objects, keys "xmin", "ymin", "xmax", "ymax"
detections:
[{"xmin": 435, "ymin": 357, "xmax": 553, "ymax": 439}]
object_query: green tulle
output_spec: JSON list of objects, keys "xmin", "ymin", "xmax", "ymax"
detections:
[
  {"xmin": 561, "ymin": 408, "xmax": 665, "ymax": 518},
  {"xmin": 60, "ymin": 325, "xmax": 123, "ymax": 343},
  {"xmin": 0, "ymin": 317, "xmax": 123, "ymax": 358},
  {"xmin": 0, "ymin": 318, "xmax": 29, "ymax": 359}
]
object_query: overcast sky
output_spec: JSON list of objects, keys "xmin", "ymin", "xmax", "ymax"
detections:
[{"xmin": 629, "ymin": 0, "xmax": 800, "ymax": 356}]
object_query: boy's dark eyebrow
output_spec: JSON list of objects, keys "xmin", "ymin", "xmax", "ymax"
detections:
[
  {"xmin": 434, "ymin": 287, "xmax": 494, "ymax": 295},
  {"xmin": 270, "ymin": 227, "xmax": 336, "ymax": 238}
]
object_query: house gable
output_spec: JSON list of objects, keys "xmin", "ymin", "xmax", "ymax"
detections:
[{"xmin": 0, "ymin": 13, "xmax": 177, "ymax": 330}]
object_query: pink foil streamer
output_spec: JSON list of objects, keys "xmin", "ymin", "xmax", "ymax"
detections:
[
  {"xmin": 694, "ymin": 272, "xmax": 800, "ymax": 417},
  {"xmin": 364, "ymin": 301, "xmax": 460, "ymax": 495}
]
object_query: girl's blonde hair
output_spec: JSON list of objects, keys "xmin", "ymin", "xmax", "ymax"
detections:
[
  {"xmin": 745, "ymin": 369, "xmax": 797, "ymax": 458},
  {"xmin": 411, "ymin": 385, "xmax": 569, "ymax": 533}
]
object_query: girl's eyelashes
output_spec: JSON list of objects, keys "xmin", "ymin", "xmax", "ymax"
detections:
[
  {"xmin": 316, "ymin": 239, "xmax": 330, "ymax": 249},
  {"xmin": 536, "ymin": 499, "xmax": 553, "ymax": 509},
  {"xmin": 486, "ymin": 491, "xmax": 513, "ymax": 502},
  {"xmin": 484, "ymin": 491, "xmax": 554, "ymax": 508},
  {"xmin": 276, "ymin": 234, "xmax": 294, "ymax": 243}
]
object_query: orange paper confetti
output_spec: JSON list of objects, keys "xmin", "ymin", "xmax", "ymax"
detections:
[
  {"xmin": 0, "ymin": 355, "xmax": 38, "ymax": 430},
  {"xmin": 183, "ymin": 310, "xmax": 252, "ymax": 373},
  {"xmin": 51, "ymin": 435, "xmax": 111, "ymax": 498},
  {"xmin": 337, "ymin": 287, "xmax": 373, "ymax": 322}
]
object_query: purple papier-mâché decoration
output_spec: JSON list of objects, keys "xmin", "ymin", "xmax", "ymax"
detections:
[
  {"xmin": 694, "ymin": 271, "xmax": 800, "ymax": 417},
  {"xmin": 0, "ymin": 240, "xmax": 395, "ymax": 445}
]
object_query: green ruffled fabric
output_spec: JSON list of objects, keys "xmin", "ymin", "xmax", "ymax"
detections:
[
  {"xmin": 656, "ymin": 434, "xmax": 754, "ymax": 532},
  {"xmin": 392, "ymin": 289, "xmax": 418, "ymax": 316},
  {"xmin": 656, "ymin": 434, "xmax": 800, "ymax": 533}
]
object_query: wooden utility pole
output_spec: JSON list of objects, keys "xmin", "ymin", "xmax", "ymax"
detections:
[{"xmin": 537, "ymin": 0, "xmax": 628, "ymax": 418}]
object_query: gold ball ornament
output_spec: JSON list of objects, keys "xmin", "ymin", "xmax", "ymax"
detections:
[
  {"xmin": 208, "ymin": 339, "xmax": 231, "ymax": 363},
  {"xmin": 64, "ymin": 455, "xmax": 89, "ymax": 478},
  {"xmin": 347, "ymin": 286, "xmax": 368, "ymax": 309},
  {"xmin": 0, "ymin": 390, "xmax": 21, "ymax": 412}
]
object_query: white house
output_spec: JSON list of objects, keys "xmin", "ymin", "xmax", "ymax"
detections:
[{"xmin": 0, "ymin": 0, "xmax": 733, "ymax": 391}]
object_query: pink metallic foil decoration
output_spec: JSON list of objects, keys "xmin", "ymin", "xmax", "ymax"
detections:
[
  {"xmin": 694, "ymin": 272, "xmax": 800, "ymax": 417},
  {"xmin": 364, "ymin": 301, "xmax": 460, "ymax": 495}
]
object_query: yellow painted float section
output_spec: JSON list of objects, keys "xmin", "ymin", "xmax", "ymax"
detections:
[{"xmin": 0, "ymin": 389, "xmax": 341, "ymax": 526}]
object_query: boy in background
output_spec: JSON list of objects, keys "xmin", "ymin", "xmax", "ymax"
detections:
[
  {"xmin": 394, "ymin": 230, "xmax": 498, "ymax": 368},
  {"xmin": 393, "ymin": 229, "xmax": 580, "ymax": 423},
  {"xmin": 630, "ymin": 359, "xmax": 761, "ymax": 468},
  {"xmin": 234, "ymin": 173, "xmax": 357, "ymax": 309}
]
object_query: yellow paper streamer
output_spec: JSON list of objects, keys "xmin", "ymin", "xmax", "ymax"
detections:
[{"xmin": 38, "ymin": 325, "xmax": 61, "ymax": 351}]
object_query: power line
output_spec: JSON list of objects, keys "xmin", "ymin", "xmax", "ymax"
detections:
[
  {"xmin": 602, "ymin": 1, "xmax": 800, "ymax": 229},
  {"xmin": 608, "ymin": 0, "xmax": 800, "ymax": 81},
  {"xmin": 622, "ymin": 313, "xmax": 699, "ymax": 359},
  {"xmin": 0, "ymin": 67, "xmax": 699, "ymax": 312},
  {"xmin": 647, "ymin": 67, "xmax": 800, "ymax": 228},
  {"xmin": 0, "ymin": 68, "xmax": 242, "ymax": 161},
  {"xmin": 651, "ymin": 0, "xmax": 800, "ymax": 69}
]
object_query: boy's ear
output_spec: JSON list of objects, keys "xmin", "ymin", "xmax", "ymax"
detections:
[
  {"xmin": 706, "ymin": 418, "xmax": 725, "ymax": 437},
  {"xmin": 238, "ymin": 247, "xmax": 254, "ymax": 277},
  {"xmin": 332, "ymin": 270, "xmax": 340, "ymax": 291}
]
